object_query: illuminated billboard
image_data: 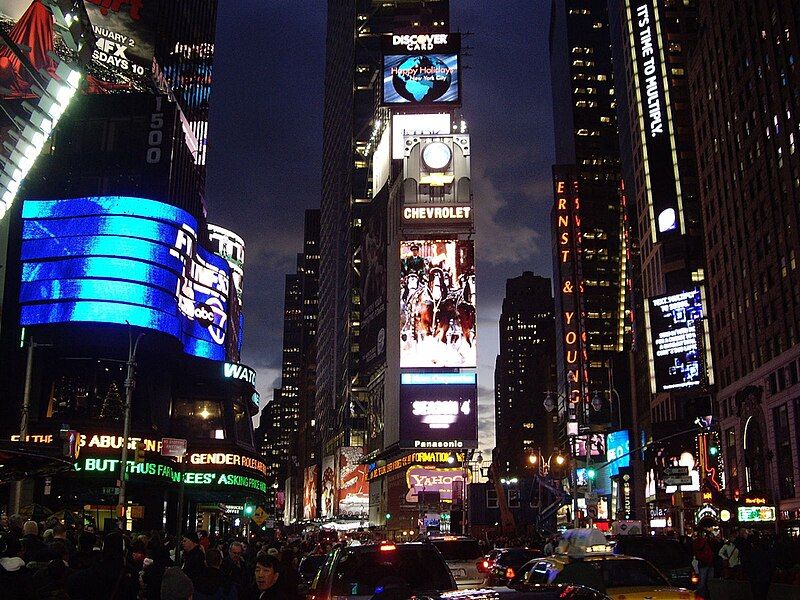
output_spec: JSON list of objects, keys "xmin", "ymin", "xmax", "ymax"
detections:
[
  {"xmin": 405, "ymin": 465, "xmax": 464, "ymax": 503},
  {"xmin": 400, "ymin": 372, "xmax": 478, "ymax": 450},
  {"xmin": 400, "ymin": 240, "xmax": 475, "ymax": 368},
  {"xmin": 303, "ymin": 464, "xmax": 318, "ymax": 520},
  {"xmin": 738, "ymin": 506, "xmax": 776, "ymax": 523},
  {"xmin": 381, "ymin": 33, "xmax": 460, "ymax": 106},
  {"xmin": 19, "ymin": 197, "xmax": 231, "ymax": 361},
  {"xmin": 320, "ymin": 454, "xmax": 336, "ymax": 518},
  {"xmin": 0, "ymin": 0, "xmax": 156, "ymax": 96},
  {"xmin": 606, "ymin": 430, "xmax": 631, "ymax": 477},
  {"xmin": 338, "ymin": 447, "xmax": 368, "ymax": 517},
  {"xmin": 625, "ymin": 0, "xmax": 684, "ymax": 242},
  {"xmin": 645, "ymin": 288, "xmax": 713, "ymax": 393},
  {"xmin": 361, "ymin": 189, "xmax": 387, "ymax": 375}
]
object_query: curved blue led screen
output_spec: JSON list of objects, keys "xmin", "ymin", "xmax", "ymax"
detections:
[{"xmin": 20, "ymin": 197, "xmax": 232, "ymax": 361}]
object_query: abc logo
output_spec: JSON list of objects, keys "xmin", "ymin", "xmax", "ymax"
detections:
[{"xmin": 194, "ymin": 303, "xmax": 215, "ymax": 327}]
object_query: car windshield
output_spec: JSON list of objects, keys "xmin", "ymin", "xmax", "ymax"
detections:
[
  {"xmin": 498, "ymin": 549, "xmax": 540, "ymax": 566},
  {"xmin": 600, "ymin": 559, "xmax": 670, "ymax": 588},
  {"xmin": 432, "ymin": 539, "xmax": 483, "ymax": 561},
  {"xmin": 616, "ymin": 540, "xmax": 690, "ymax": 568},
  {"xmin": 300, "ymin": 554, "xmax": 327, "ymax": 576},
  {"xmin": 330, "ymin": 545, "xmax": 455, "ymax": 596}
]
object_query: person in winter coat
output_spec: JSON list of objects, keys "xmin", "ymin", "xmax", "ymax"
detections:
[
  {"xmin": 67, "ymin": 531, "xmax": 139, "ymax": 600},
  {"xmin": 181, "ymin": 531, "xmax": 207, "ymax": 583},
  {"xmin": 141, "ymin": 532, "xmax": 174, "ymax": 600},
  {"xmin": 194, "ymin": 548, "xmax": 237, "ymax": 600},
  {"xmin": 692, "ymin": 530, "xmax": 714, "ymax": 599},
  {"xmin": 32, "ymin": 540, "xmax": 73, "ymax": 599},
  {"xmin": 0, "ymin": 534, "xmax": 36, "ymax": 599}
]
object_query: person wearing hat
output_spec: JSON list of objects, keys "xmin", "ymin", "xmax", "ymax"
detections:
[
  {"xmin": 162, "ymin": 566, "xmax": 194, "ymax": 600},
  {"xmin": 181, "ymin": 531, "xmax": 206, "ymax": 584},
  {"xmin": 401, "ymin": 243, "xmax": 428, "ymax": 279}
]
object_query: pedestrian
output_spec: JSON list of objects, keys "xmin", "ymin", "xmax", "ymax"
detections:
[
  {"xmin": 161, "ymin": 566, "xmax": 194, "ymax": 600},
  {"xmin": 181, "ymin": 531, "xmax": 207, "ymax": 582},
  {"xmin": 718, "ymin": 537, "xmax": 739, "ymax": 579},
  {"xmin": 194, "ymin": 548, "xmax": 237, "ymax": 600},
  {"xmin": 733, "ymin": 528, "xmax": 752, "ymax": 581},
  {"xmin": 243, "ymin": 553, "xmax": 282, "ymax": 600},
  {"xmin": 141, "ymin": 532, "xmax": 174, "ymax": 600},
  {"xmin": 0, "ymin": 534, "xmax": 35, "ymax": 599},
  {"xmin": 199, "ymin": 531, "xmax": 210, "ymax": 551},
  {"xmin": 221, "ymin": 541, "xmax": 247, "ymax": 593},
  {"xmin": 21, "ymin": 520, "xmax": 47, "ymax": 564},
  {"xmin": 70, "ymin": 531, "xmax": 99, "ymax": 571},
  {"xmin": 51, "ymin": 524, "xmax": 75, "ymax": 560},
  {"xmin": 543, "ymin": 536, "xmax": 555, "ymax": 556},
  {"xmin": 32, "ymin": 540, "xmax": 72, "ymax": 599},
  {"xmin": 692, "ymin": 530, "xmax": 714, "ymax": 599},
  {"xmin": 67, "ymin": 530, "xmax": 139, "ymax": 600}
]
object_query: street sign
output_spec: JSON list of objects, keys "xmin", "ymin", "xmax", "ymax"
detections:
[
  {"xmin": 161, "ymin": 437, "xmax": 187, "ymax": 457},
  {"xmin": 251, "ymin": 506, "xmax": 268, "ymax": 526},
  {"xmin": 663, "ymin": 466, "xmax": 689, "ymax": 477},
  {"xmin": 587, "ymin": 505, "xmax": 598, "ymax": 519},
  {"xmin": 665, "ymin": 476, "xmax": 693, "ymax": 487},
  {"xmin": 587, "ymin": 492, "xmax": 599, "ymax": 507}
]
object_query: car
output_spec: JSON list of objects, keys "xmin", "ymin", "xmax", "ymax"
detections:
[
  {"xmin": 477, "ymin": 547, "xmax": 505, "ymax": 575},
  {"xmin": 416, "ymin": 585, "xmax": 612, "ymax": 599},
  {"xmin": 611, "ymin": 535, "xmax": 697, "ymax": 589},
  {"xmin": 522, "ymin": 529, "xmax": 693, "ymax": 600},
  {"xmin": 307, "ymin": 541, "xmax": 457, "ymax": 599},
  {"xmin": 298, "ymin": 553, "xmax": 328, "ymax": 596},
  {"xmin": 485, "ymin": 548, "xmax": 543, "ymax": 586},
  {"xmin": 429, "ymin": 535, "xmax": 486, "ymax": 589}
]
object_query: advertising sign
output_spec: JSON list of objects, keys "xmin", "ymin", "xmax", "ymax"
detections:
[
  {"xmin": 606, "ymin": 430, "xmax": 631, "ymax": 477},
  {"xmin": 0, "ymin": 0, "xmax": 157, "ymax": 97},
  {"xmin": 400, "ymin": 239, "xmax": 475, "ymax": 368},
  {"xmin": 647, "ymin": 422, "xmax": 702, "ymax": 495},
  {"xmin": 400, "ymin": 372, "xmax": 478, "ymax": 449},
  {"xmin": 19, "ymin": 197, "xmax": 232, "ymax": 361},
  {"xmin": 320, "ymin": 454, "xmax": 336, "ymax": 518},
  {"xmin": 360, "ymin": 188, "xmax": 387, "ymax": 375},
  {"xmin": 626, "ymin": 0, "xmax": 684, "ymax": 241},
  {"xmin": 338, "ymin": 447, "xmax": 368, "ymax": 517},
  {"xmin": 573, "ymin": 434, "xmax": 605, "ymax": 458},
  {"xmin": 645, "ymin": 289, "xmax": 707, "ymax": 392},
  {"xmin": 303, "ymin": 465, "xmax": 318, "ymax": 520},
  {"xmin": 405, "ymin": 465, "xmax": 464, "ymax": 503},
  {"xmin": 737, "ymin": 506, "xmax": 776, "ymax": 523},
  {"xmin": 381, "ymin": 33, "xmax": 460, "ymax": 106}
]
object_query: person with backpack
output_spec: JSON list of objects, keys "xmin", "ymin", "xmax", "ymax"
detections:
[
  {"xmin": 193, "ymin": 548, "xmax": 237, "ymax": 600},
  {"xmin": 719, "ymin": 536, "xmax": 740, "ymax": 579}
]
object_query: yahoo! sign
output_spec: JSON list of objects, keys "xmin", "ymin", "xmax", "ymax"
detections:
[{"xmin": 405, "ymin": 466, "xmax": 464, "ymax": 503}]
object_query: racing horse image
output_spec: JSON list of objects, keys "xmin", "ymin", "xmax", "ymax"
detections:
[{"xmin": 434, "ymin": 271, "xmax": 476, "ymax": 347}]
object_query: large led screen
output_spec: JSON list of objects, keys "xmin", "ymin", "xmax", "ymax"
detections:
[
  {"xmin": 0, "ymin": 0, "xmax": 157, "ymax": 97},
  {"xmin": 645, "ymin": 289, "xmax": 705, "ymax": 392},
  {"xmin": 400, "ymin": 372, "xmax": 478, "ymax": 450},
  {"xmin": 381, "ymin": 33, "xmax": 460, "ymax": 106},
  {"xmin": 20, "ymin": 197, "xmax": 231, "ymax": 361},
  {"xmin": 303, "ymin": 464, "xmax": 318, "ymax": 521},
  {"xmin": 400, "ymin": 240, "xmax": 475, "ymax": 368},
  {"xmin": 606, "ymin": 430, "xmax": 631, "ymax": 477}
]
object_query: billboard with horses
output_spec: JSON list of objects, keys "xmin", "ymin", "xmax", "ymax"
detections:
[{"xmin": 400, "ymin": 239, "xmax": 476, "ymax": 368}]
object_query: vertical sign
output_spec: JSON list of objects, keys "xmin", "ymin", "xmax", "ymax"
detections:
[
  {"xmin": 553, "ymin": 168, "xmax": 587, "ymax": 418},
  {"xmin": 626, "ymin": 0, "xmax": 684, "ymax": 242}
]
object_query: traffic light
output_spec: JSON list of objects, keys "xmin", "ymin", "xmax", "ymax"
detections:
[
  {"xmin": 586, "ymin": 468, "xmax": 597, "ymax": 481},
  {"xmin": 243, "ymin": 500, "xmax": 255, "ymax": 517},
  {"xmin": 709, "ymin": 445, "xmax": 719, "ymax": 456},
  {"xmin": 134, "ymin": 441, "xmax": 146, "ymax": 463}
]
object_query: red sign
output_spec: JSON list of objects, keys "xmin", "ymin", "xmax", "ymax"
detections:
[{"xmin": 161, "ymin": 437, "xmax": 187, "ymax": 457}]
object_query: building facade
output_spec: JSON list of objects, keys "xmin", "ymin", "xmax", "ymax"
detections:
[
  {"xmin": 690, "ymin": 0, "xmax": 800, "ymax": 530},
  {"xmin": 494, "ymin": 272, "xmax": 556, "ymax": 476}
]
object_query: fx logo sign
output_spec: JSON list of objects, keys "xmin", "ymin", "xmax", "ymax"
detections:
[{"xmin": 96, "ymin": 38, "xmax": 128, "ymax": 59}]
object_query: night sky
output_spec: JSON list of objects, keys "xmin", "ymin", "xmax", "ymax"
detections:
[{"xmin": 205, "ymin": 1, "xmax": 555, "ymax": 456}]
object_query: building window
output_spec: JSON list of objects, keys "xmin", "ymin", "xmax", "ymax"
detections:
[
  {"xmin": 773, "ymin": 404, "xmax": 795, "ymax": 499},
  {"xmin": 486, "ymin": 489, "xmax": 499, "ymax": 509}
]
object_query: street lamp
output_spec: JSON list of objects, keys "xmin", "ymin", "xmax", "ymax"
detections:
[{"xmin": 590, "ymin": 390, "xmax": 622, "ymax": 431}]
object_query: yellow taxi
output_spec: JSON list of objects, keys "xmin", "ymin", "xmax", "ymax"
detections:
[{"xmin": 517, "ymin": 529, "xmax": 693, "ymax": 600}]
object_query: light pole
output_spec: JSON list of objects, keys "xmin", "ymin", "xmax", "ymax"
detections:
[
  {"xmin": 118, "ymin": 325, "xmax": 145, "ymax": 528},
  {"xmin": 591, "ymin": 390, "xmax": 622, "ymax": 431},
  {"xmin": 544, "ymin": 392, "xmax": 580, "ymax": 528}
]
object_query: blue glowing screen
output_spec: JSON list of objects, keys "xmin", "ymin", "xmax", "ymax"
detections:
[
  {"xmin": 20, "ymin": 197, "xmax": 231, "ymax": 361},
  {"xmin": 606, "ymin": 430, "xmax": 631, "ymax": 477}
]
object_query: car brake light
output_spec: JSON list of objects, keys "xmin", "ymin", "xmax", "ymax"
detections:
[
  {"xmin": 505, "ymin": 567, "xmax": 515, "ymax": 579},
  {"xmin": 379, "ymin": 543, "xmax": 396, "ymax": 551}
]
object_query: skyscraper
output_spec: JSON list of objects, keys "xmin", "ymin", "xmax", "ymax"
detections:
[
  {"xmin": 494, "ymin": 272, "xmax": 556, "ymax": 475},
  {"xmin": 549, "ymin": 0, "xmax": 630, "ymax": 434},
  {"xmin": 690, "ymin": 0, "xmax": 800, "ymax": 510},
  {"xmin": 318, "ymin": 0, "xmax": 449, "ymax": 462}
]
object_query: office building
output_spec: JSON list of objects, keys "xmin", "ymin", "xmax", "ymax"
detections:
[
  {"xmin": 690, "ymin": 0, "xmax": 800, "ymax": 524},
  {"xmin": 494, "ymin": 272, "xmax": 556, "ymax": 475}
]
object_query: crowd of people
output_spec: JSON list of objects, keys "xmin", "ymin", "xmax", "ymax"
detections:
[{"xmin": 0, "ymin": 515, "xmax": 312, "ymax": 599}]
